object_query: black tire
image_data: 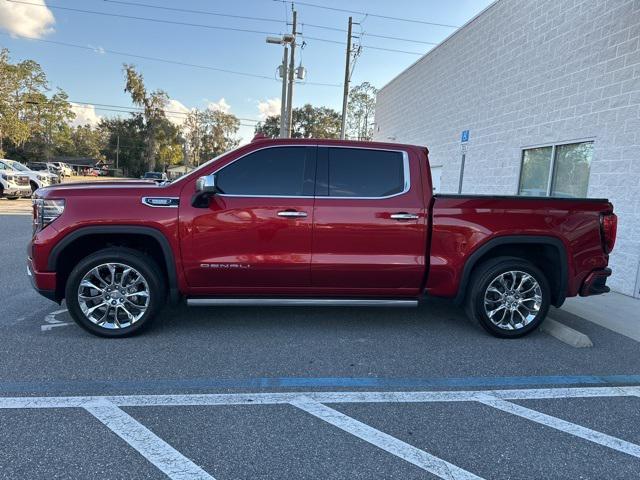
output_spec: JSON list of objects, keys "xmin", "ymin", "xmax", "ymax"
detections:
[
  {"xmin": 65, "ymin": 247, "xmax": 166, "ymax": 337},
  {"xmin": 30, "ymin": 181, "xmax": 38, "ymax": 194},
  {"xmin": 465, "ymin": 256, "xmax": 550, "ymax": 338}
]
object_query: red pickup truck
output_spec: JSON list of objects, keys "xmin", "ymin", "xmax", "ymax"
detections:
[{"xmin": 27, "ymin": 137, "xmax": 617, "ymax": 338}]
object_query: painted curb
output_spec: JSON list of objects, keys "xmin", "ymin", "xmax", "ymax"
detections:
[{"xmin": 542, "ymin": 318, "xmax": 593, "ymax": 348}]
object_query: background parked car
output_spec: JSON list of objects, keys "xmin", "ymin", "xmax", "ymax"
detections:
[
  {"xmin": 50, "ymin": 161, "xmax": 74, "ymax": 177},
  {"xmin": 0, "ymin": 159, "xmax": 59, "ymax": 193},
  {"xmin": 141, "ymin": 171, "xmax": 168, "ymax": 181},
  {"xmin": 27, "ymin": 162, "xmax": 63, "ymax": 182},
  {"xmin": 0, "ymin": 161, "xmax": 31, "ymax": 199}
]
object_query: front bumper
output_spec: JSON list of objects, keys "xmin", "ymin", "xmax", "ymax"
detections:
[
  {"xmin": 580, "ymin": 267, "xmax": 612, "ymax": 296},
  {"xmin": 27, "ymin": 255, "xmax": 58, "ymax": 302},
  {"xmin": 3, "ymin": 185, "xmax": 31, "ymax": 197}
]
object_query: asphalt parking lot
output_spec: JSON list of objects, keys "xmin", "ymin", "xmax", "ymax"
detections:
[{"xmin": 2, "ymin": 208, "xmax": 640, "ymax": 479}]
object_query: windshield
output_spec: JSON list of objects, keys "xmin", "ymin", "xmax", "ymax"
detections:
[{"xmin": 6, "ymin": 160, "xmax": 30, "ymax": 172}]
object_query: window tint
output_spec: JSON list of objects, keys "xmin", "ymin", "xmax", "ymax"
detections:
[
  {"xmin": 216, "ymin": 146, "xmax": 315, "ymax": 196},
  {"xmin": 327, "ymin": 148, "xmax": 405, "ymax": 198}
]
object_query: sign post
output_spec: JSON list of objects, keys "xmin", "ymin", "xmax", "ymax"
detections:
[{"xmin": 458, "ymin": 130, "xmax": 469, "ymax": 194}]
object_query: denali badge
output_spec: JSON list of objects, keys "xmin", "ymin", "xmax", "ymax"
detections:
[{"xmin": 200, "ymin": 263, "xmax": 251, "ymax": 269}]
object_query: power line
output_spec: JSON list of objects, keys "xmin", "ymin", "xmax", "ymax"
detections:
[
  {"xmin": 99, "ymin": 0, "xmax": 285, "ymax": 24},
  {"xmin": 92, "ymin": 0, "xmax": 440, "ymax": 46},
  {"xmin": 301, "ymin": 35, "xmax": 425, "ymax": 56},
  {"xmin": 302, "ymin": 23, "xmax": 439, "ymax": 46},
  {"xmin": 0, "ymin": 32, "xmax": 342, "ymax": 87},
  {"xmin": 5, "ymin": 0, "xmax": 434, "ymax": 55},
  {"xmin": 69, "ymin": 101, "xmax": 262, "ymax": 123},
  {"xmin": 6, "ymin": 0, "xmax": 281, "ymax": 36},
  {"xmin": 95, "ymin": 0, "xmax": 440, "ymax": 46},
  {"xmin": 273, "ymin": 0, "xmax": 460, "ymax": 28}
]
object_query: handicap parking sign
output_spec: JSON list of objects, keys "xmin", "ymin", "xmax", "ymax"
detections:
[{"xmin": 461, "ymin": 130, "xmax": 470, "ymax": 143}]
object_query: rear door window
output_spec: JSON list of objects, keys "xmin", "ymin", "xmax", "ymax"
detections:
[{"xmin": 326, "ymin": 148, "xmax": 406, "ymax": 198}]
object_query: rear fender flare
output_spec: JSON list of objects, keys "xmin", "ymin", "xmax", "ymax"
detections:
[{"xmin": 453, "ymin": 235, "xmax": 568, "ymax": 307}]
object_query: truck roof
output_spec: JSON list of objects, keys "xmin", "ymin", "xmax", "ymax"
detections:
[{"xmin": 250, "ymin": 135, "xmax": 426, "ymax": 153}]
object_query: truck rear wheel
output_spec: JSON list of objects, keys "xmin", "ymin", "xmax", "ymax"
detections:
[
  {"xmin": 65, "ymin": 247, "xmax": 166, "ymax": 337},
  {"xmin": 465, "ymin": 257, "xmax": 550, "ymax": 338}
]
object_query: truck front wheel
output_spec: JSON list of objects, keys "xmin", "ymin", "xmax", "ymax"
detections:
[
  {"xmin": 65, "ymin": 247, "xmax": 166, "ymax": 337},
  {"xmin": 465, "ymin": 257, "xmax": 550, "ymax": 338}
]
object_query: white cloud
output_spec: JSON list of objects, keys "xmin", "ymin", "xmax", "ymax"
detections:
[
  {"xmin": 207, "ymin": 98, "xmax": 231, "ymax": 113},
  {"xmin": 257, "ymin": 98, "xmax": 281, "ymax": 119},
  {"xmin": 165, "ymin": 99, "xmax": 192, "ymax": 126},
  {"xmin": 88, "ymin": 44, "xmax": 106, "ymax": 55},
  {"xmin": 70, "ymin": 103, "xmax": 101, "ymax": 127},
  {"xmin": 0, "ymin": 0, "xmax": 55, "ymax": 38}
]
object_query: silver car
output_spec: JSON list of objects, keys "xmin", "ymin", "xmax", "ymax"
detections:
[
  {"xmin": 0, "ymin": 159, "xmax": 59, "ymax": 193},
  {"xmin": 0, "ymin": 161, "xmax": 31, "ymax": 199}
]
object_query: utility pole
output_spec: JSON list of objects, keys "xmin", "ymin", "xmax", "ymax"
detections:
[
  {"xmin": 340, "ymin": 17, "xmax": 353, "ymax": 140},
  {"xmin": 115, "ymin": 134, "xmax": 120, "ymax": 170},
  {"xmin": 286, "ymin": 9, "xmax": 297, "ymax": 138},
  {"xmin": 279, "ymin": 44, "xmax": 289, "ymax": 138}
]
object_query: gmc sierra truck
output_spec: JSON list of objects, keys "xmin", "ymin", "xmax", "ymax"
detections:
[{"xmin": 27, "ymin": 137, "xmax": 617, "ymax": 338}]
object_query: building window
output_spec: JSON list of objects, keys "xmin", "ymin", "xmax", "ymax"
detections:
[{"xmin": 518, "ymin": 141, "xmax": 593, "ymax": 197}]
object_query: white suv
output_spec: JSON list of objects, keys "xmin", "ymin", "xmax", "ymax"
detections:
[
  {"xmin": 50, "ymin": 161, "xmax": 74, "ymax": 177},
  {"xmin": 1, "ymin": 159, "xmax": 60, "ymax": 193},
  {"xmin": 0, "ymin": 160, "xmax": 31, "ymax": 199}
]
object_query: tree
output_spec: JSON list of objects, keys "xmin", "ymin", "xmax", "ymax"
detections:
[
  {"xmin": 183, "ymin": 108, "xmax": 240, "ymax": 166},
  {"xmin": 0, "ymin": 48, "xmax": 74, "ymax": 161},
  {"xmin": 99, "ymin": 115, "xmax": 147, "ymax": 176},
  {"xmin": 255, "ymin": 104, "xmax": 341, "ymax": 139},
  {"xmin": 347, "ymin": 82, "xmax": 377, "ymax": 141},
  {"xmin": 123, "ymin": 64, "xmax": 169, "ymax": 171},
  {"xmin": 66, "ymin": 124, "xmax": 107, "ymax": 160}
]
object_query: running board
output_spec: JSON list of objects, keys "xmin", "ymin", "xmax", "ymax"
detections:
[{"xmin": 186, "ymin": 298, "xmax": 418, "ymax": 308}]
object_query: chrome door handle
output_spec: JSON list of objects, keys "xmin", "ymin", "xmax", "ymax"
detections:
[
  {"xmin": 390, "ymin": 212, "xmax": 419, "ymax": 220},
  {"xmin": 277, "ymin": 210, "xmax": 308, "ymax": 218}
]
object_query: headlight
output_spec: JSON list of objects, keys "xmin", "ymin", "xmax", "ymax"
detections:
[
  {"xmin": 1, "ymin": 173, "xmax": 14, "ymax": 183},
  {"xmin": 32, "ymin": 198, "xmax": 65, "ymax": 233}
]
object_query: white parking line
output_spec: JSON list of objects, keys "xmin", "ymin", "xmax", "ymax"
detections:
[
  {"xmin": 479, "ymin": 399, "xmax": 640, "ymax": 459},
  {"xmin": 85, "ymin": 400, "xmax": 215, "ymax": 480},
  {"xmin": 1, "ymin": 386, "xmax": 639, "ymax": 479},
  {"xmin": 1, "ymin": 386, "xmax": 639, "ymax": 409},
  {"xmin": 291, "ymin": 397, "xmax": 483, "ymax": 480}
]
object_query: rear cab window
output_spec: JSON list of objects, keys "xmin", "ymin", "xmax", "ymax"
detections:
[{"xmin": 316, "ymin": 147, "xmax": 408, "ymax": 198}]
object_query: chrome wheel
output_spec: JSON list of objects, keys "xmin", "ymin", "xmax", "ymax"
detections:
[
  {"xmin": 77, "ymin": 262, "xmax": 150, "ymax": 329},
  {"xmin": 483, "ymin": 270, "xmax": 542, "ymax": 330}
]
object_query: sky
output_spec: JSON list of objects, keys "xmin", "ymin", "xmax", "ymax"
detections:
[{"xmin": 0, "ymin": 0, "xmax": 494, "ymax": 142}]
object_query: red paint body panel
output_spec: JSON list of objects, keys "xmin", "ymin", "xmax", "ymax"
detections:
[
  {"xmin": 180, "ymin": 195, "xmax": 314, "ymax": 288},
  {"xmin": 426, "ymin": 196, "xmax": 612, "ymax": 299},
  {"xmin": 311, "ymin": 149, "xmax": 428, "ymax": 292},
  {"xmin": 29, "ymin": 137, "xmax": 614, "ymax": 304}
]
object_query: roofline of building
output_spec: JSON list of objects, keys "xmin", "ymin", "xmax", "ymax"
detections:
[{"xmin": 378, "ymin": 0, "xmax": 500, "ymax": 94}]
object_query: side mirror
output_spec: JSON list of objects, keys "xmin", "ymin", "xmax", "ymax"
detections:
[
  {"xmin": 195, "ymin": 175, "xmax": 217, "ymax": 194},
  {"xmin": 192, "ymin": 174, "xmax": 217, "ymax": 208}
]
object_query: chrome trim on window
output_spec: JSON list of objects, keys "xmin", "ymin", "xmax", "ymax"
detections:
[
  {"xmin": 318, "ymin": 148, "xmax": 410, "ymax": 200},
  {"xmin": 211, "ymin": 144, "xmax": 410, "ymax": 200}
]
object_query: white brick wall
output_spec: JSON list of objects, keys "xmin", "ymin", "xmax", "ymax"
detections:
[{"xmin": 374, "ymin": 0, "xmax": 640, "ymax": 297}]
